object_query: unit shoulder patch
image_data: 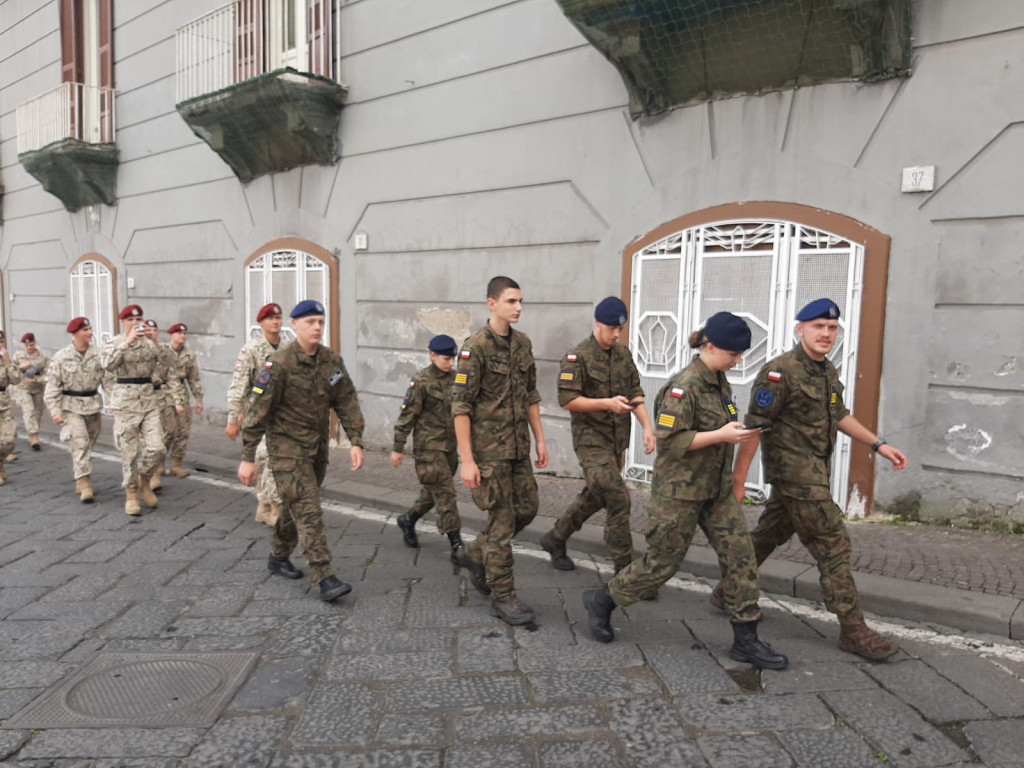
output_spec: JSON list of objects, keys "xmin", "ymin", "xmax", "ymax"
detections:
[
  {"xmin": 454, "ymin": 372, "xmax": 468, "ymax": 387},
  {"xmin": 754, "ymin": 389, "xmax": 774, "ymax": 408},
  {"xmin": 251, "ymin": 369, "xmax": 272, "ymax": 395},
  {"xmin": 656, "ymin": 412, "xmax": 676, "ymax": 430},
  {"xmin": 767, "ymin": 371, "xmax": 783, "ymax": 382},
  {"xmin": 328, "ymin": 369, "xmax": 344, "ymax": 387},
  {"xmin": 559, "ymin": 369, "xmax": 574, "ymax": 382}
]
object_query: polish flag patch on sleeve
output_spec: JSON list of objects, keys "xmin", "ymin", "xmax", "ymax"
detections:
[
  {"xmin": 566, "ymin": 354, "xmax": 578, "ymax": 362},
  {"xmin": 670, "ymin": 387, "xmax": 685, "ymax": 398},
  {"xmin": 460, "ymin": 350, "xmax": 471, "ymax": 360},
  {"xmin": 767, "ymin": 371, "xmax": 783, "ymax": 382}
]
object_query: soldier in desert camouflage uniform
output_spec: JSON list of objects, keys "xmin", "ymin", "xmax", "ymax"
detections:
[
  {"xmin": 539, "ymin": 297, "xmax": 656, "ymax": 573},
  {"xmin": 717, "ymin": 298, "xmax": 909, "ymax": 662},
  {"xmin": 44, "ymin": 317, "xmax": 105, "ymax": 502},
  {"xmin": 452, "ymin": 276, "xmax": 548, "ymax": 626},
  {"xmin": 391, "ymin": 334, "xmax": 465, "ymax": 562},
  {"xmin": 0, "ymin": 331, "xmax": 23, "ymax": 486},
  {"xmin": 166, "ymin": 323, "xmax": 203, "ymax": 477},
  {"xmin": 12, "ymin": 333, "xmax": 49, "ymax": 451},
  {"xmin": 142, "ymin": 320, "xmax": 182, "ymax": 494},
  {"xmin": 100, "ymin": 304, "xmax": 165, "ymax": 516},
  {"xmin": 227, "ymin": 303, "xmax": 286, "ymax": 526},
  {"xmin": 584, "ymin": 312, "xmax": 788, "ymax": 670},
  {"xmin": 238, "ymin": 300, "xmax": 365, "ymax": 602}
]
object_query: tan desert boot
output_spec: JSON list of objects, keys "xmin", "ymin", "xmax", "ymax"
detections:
[
  {"xmin": 76, "ymin": 476, "xmax": 95, "ymax": 504},
  {"xmin": 125, "ymin": 488, "xmax": 142, "ymax": 516},
  {"xmin": 169, "ymin": 457, "xmax": 190, "ymax": 478},
  {"xmin": 139, "ymin": 474, "xmax": 159, "ymax": 508}
]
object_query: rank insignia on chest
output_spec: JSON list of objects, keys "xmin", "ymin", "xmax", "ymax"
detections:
[
  {"xmin": 767, "ymin": 371, "xmax": 783, "ymax": 382},
  {"xmin": 755, "ymin": 389, "xmax": 774, "ymax": 407},
  {"xmin": 460, "ymin": 350, "xmax": 471, "ymax": 360},
  {"xmin": 566, "ymin": 354, "xmax": 578, "ymax": 363},
  {"xmin": 251, "ymin": 369, "xmax": 272, "ymax": 395},
  {"xmin": 454, "ymin": 372, "xmax": 468, "ymax": 387},
  {"xmin": 328, "ymin": 369, "xmax": 344, "ymax": 387},
  {"xmin": 559, "ymin": 370, "xmax": 574, "ymax": 381},
  {"xmin": 656, "ymin": 412, "xmax": 676, "ymax": 430},
  {"xmin": 670, "ymin": 387, "xmax": 685, "ymax": 398}
]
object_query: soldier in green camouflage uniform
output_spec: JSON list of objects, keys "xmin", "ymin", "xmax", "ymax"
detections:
[
  {"xmin": 142, "ymin": 320, "xmax": 182, "ymax": 493},
  {"xmin": 452, "ymin": 277, "xmax": 548, "ymax": 626},
  {"xmin": 391, "ymin": 335, "xmax": 465, "ymax": 561},
  {"xmin": 584, "ymin": 312, "xmax": 787, "ymax": 670},
  {"xmin": 238, "ymin": 300, "xmax": 364, "ymax": 602},
  {"xmin": 0, "ymin": 331, "xmax": 23, "ymax": 486},
  {"xmin": 539, "ymin": 297, "xmax": 655, "ymax": 573},
  {"xmin": 721, "ymin": 298, "xmax": 908, "ymax": 662},
  {"xmin": 12, "ymin": 333, "xmax": 49, "ymax": 451},
  {"xmin": 44, "ymin": 317, "xmax": 105, "ymax": 502},
  {"xmin": 100, "ymin": 305, "xmax": 166, "ymax": 516},
  {"xmin": 226, "ymin": 303, "xmax": 286, "ymax": 526},
  {"xmin": 166, "ymin": 323, "xmax": 203, "ymax": 477}
]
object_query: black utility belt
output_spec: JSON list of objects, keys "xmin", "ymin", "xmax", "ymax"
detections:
[
  {"xmin": 63, "ymin": 389, "xmax": 99, "ymax": 397},
  {"xmin": 116, "ymin": 377, "xmax": 152, "ymax": 385}
]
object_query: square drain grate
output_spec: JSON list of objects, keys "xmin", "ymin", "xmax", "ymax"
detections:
[{"xmin": 4, "ymin": 651, "xmax": 258, "ymax": 729}]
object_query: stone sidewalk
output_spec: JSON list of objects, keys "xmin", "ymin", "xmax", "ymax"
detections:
[
  {"xmin": 45, "ymin": 417, "xmax": 1019, "ymax": 640},
  {"xmin": 0, "ymin": 435, "xmax": 1022, "ymax": 766}
]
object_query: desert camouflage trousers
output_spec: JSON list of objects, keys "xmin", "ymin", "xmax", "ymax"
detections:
[
  {"xmin": 467, "ymin": 458, "xmax": 538, "ymax": 599},
  {"xmin": 270, "ymin": 457, "xmax": 333, "ymax": 585},
  {"xmin": 610, "ymin": 489, "xmax": 761, "ymax": 623},
  {"xmin": 157, "ymin": 403, "xmax": 176, "ymax": 453},
  {"xmin": 0, "ymin": 409, "xmax": 15, "ymax": 465},
  {"xmin": 751, "ymin": 490, "xmax": 863, "ymax": 625},
  {"xmin": 59, "ymin": 412, "xmax": 102, "ymax": 479},
  {"xmin": 113, "ymin": 408, "xmax": 165, "ymax": 489},
  {"xmin": 553, "ymin": 454, "xmax": 632, "ymax": 570},
  {"xmin": 410, "ymin": 450, "xmax": 461, "ymax": 535},
  {"xmin": 12, "ymin": 389, "xmax": 44, "ymax": 435},
  {"xmin": 169, "ymin": 404, "xmax": 192, "ymax": 460}
]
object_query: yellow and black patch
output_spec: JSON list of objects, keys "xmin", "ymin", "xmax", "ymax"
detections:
[
  {"xmin": 830, "ymin": 387, "xmax": 838, "ymax": 404},
  {"xmin": 454, "ymin": 372, "xmax": 468, "ymax": 387},
  {"xmin": 559, "ymin": 369, "xmax": 574, "ymax": 382},
  {"xmin": 656, "ymin": 412, "xmax": 676, "ymax": 430},
  {"xmin": 251, "ymin": 368, "xmax": 272, "ymax": 395}
]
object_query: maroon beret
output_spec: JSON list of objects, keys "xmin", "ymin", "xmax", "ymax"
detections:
[
  {"xmin": 67, "ymin": 317, "xmax": 91, "ymax": 334},
  {"xmin": 119, "ymin": 304, "xmax": 144, "ymax": 320},
  {"xmin": 168, "ymin": 323, "xmax": 187, "ymax": 334},
  {"xmin": 20, "ymin": 333, "xmax": 35, "ymax": 344},
  {"xmin": 256, "ymin": 303, "xmax": 283, "ymax": 322}
]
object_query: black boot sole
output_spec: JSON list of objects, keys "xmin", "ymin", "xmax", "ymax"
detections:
[
  {"xmin": 728, "ymin": 649, "xmax": 789, "ymax": 670},
  {"xmin": 320, "ymin": 582, "xmax": 353, "ymax": 602},
  {"xmin": 396, "ymin": 516, "xmax": 419, "ymax": 548}
]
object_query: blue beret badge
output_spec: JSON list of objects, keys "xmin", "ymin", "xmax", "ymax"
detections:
[{"xmin": 755, "ymin": 389, "xmax": 774, "ymax": 408}]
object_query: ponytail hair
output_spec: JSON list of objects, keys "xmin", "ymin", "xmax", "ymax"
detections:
[{"xmin": 688, "ymin": 328, "xmax": 707, "ymax": 349}]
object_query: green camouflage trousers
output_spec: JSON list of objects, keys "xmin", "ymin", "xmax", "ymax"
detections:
[
  {"xmin": 255, "ymin": 438, "xmax": 282, "ymax": 506},
  {"xmin": 270, "ymin": 457, "xmax": 334, "ymax": 585},
  {"xmin": 113, "ymin": 409, "xmax": 166, "ymax": 489},
  {"xmin": 411, "ymin": 450, "xmax": 461, "ymax": 534},
  {"xmin": 468, "ymin": 458, "xmax": 539, "ymax": 599},
  {"xmin": 751, "ymin": 490, "xmax": 863, "ymax": 625},
  {"xmin": 59, "ymin": 412, "xmax": 101, "ymax": 479},
  {"xmin": 553, "ymin": 454, "xmax": 632, "ymax": 570},
  {"xmin": 12, "ymin": 389, "xmax": 44, "ymax": 435},
  {"xmin": 169, "ymin": 405, "xmax": 191, "ymax": 460},
  {"xmin": 610, "ymin": 490, "xmax": 761, "ymax": 623},
  {"xmin": 0, "ymin": 409, "xmax": 15, "ymax": 464}
]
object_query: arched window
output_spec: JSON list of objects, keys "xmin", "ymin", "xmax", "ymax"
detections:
[
  {"xmin": 245, "ymin": 242, "xmax": 335, "ymax": 347},
  {"xmin": 69, "ymin": 256, "xmax": 117, "ymax": 345}
]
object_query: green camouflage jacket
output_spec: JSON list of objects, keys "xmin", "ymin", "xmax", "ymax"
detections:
[
  {"xmin": 393, "ymin": 363, "xmax": 456, "ymax": 455},
  {"xmin": 242, "ymin": 343, "xmax": 364, "ymax": 463},
  {"xmin": 557, "ymin": 334, "xmax": 644, "ymax": 465},
  {"xmin": 650, "ymin": 355, "xmax": 738, "ymax": 501},
  {"xmin": 44, "ymin": 343, "xmax": 104, "ymax": 417},
  {"xmin": 451, "ymin": 322, "xmax": 541, "ymax": 462},
  {"xmin": 744, "ymin": 344, "xmax": 851, "ymax": 500}
]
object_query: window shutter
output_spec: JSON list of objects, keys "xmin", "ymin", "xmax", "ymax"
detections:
[
  {"xmin": 306, "ymin": 0, "xmax": 330, "ymax": 77},
  {"xmin": 60, "ymin": 0, "xmax": 83, "ymax": 84},
  {"xmin": 98, "ymin": 0, "xmax": 113, "ymax": 88}
]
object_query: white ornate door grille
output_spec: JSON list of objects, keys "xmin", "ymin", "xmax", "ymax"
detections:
[
  {"xmin": 70, "ymin": 260, "xmax": 116, "ymax": 346},
  {"xmin": 246, "ymin": 249, "xmax": 331, "ymax": 346},
  {"xmin": 627, "ymin": 219, "xmax": 864, "ymax": 510}
]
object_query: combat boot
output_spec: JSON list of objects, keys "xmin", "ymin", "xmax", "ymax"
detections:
[
  {"xmin": 76, "ymin": 476, "xmax": 95, "ymax": 504},
  {"xmin": 709, "ymin": 583, "xmax": 726, "ymax": 612},
  {"xmin": 447, "ymin": 531, "xmax": 465, "ymax": 565},
  {"xmin": 169, "ymin": 458, "xmax": 190, "ymax": 478},
  {"xmin": 729, "ymin": 622, "xmax": 788, "ymax": 670},
  {"xmin": 139, "ymin": 474, "xmax": 159, "ymax": 508},
  {"xmin": 318, "ymin": 575, "xmax": 353, "ymax": 602},
  {"xmin": 28, "ymin": 434, "xmax": 41, "ymax": 451},
  {"xmin": 540, "ymin": 529, "xmax": 575, "ymax": 570},
  {"xmin": 583, "ymin": 587, "xmax": 617, "ymax": 643},
  {"xmin": 125, "ymin": 488, "xmax": 142, "ymax": 516},
  {"xmin": 0, "ymin": 466, "xmax": 7, "ymax": 486},
  {"xmin": 490, "ymin": 594, "xmax": 535, "ymax": 626},
  {"xmin": 150, "ymin": 464, "xmax": 164, "ymax": 493},
  {"xmin": 5, "ymin": 453, "xmax": 17, "ymax": 462},
  {"xmin": 268, "ymin": 555, "xmax": 303, "ymax": 580},
  {"xmin": 454, "ymin": 544, "xmax": 491, "ymax": 596},
  {"xmin": 396, "ymin": 510, "xmax": 421, "ymax": 548},
  {"xmin": 839, "ymin": 623, "xmax": 899, "ymax": 661}
]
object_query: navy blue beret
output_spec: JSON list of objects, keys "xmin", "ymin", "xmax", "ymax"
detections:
[
  {"xmin": 290, "ymin": 300, "xmax": 325, "ymax": 319},
  {"xmin": 704, "ymin": 312, "xmax": 752, "ymax": 352},
  {"xmin": 796, "ymin": 298, "xmax": 840, "ymax": 322},
  {"xmin": 428, "ymin": 334, "xmax": 458, "ymax": 357},
  {"xmin": 594, "ymin": 296, "xmax": 628, "ymax": 327}
]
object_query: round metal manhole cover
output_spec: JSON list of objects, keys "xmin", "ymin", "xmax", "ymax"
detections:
[{"xmin": 63, "ymin": 659, "xmax": 228, "ymax": 719}]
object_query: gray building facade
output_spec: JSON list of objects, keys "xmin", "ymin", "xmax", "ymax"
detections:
[{"xmin": 0, "ymin": 0, "xmax": 1022, "ymax": 524}]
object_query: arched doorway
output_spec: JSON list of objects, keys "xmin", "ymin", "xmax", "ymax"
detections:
[
  {"xmin": 69, "ymin": 255, "xmax": 118, "ymax": 346},
  {"xmin": 622, "ymin": 203, "xmax": 890, "ymax": 514}
]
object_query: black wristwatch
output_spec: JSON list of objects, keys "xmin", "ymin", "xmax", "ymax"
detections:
[{"xmin": 871, "ymin": 439, "xmax": 887, "ymax": 453}]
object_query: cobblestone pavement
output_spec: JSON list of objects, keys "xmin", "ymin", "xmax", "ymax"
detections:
[{"xmin": 0, "ymin": 437, "xmax": 1020, "ymax": 766}]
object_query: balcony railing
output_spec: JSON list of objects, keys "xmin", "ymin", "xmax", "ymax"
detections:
[
  {"xmin": 176, "ymin": 0, "xmax": 334, "ymax": 104},
  {"xmin": 16, "ymin": 82, "xmax": 116, "ymax": 154}
]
